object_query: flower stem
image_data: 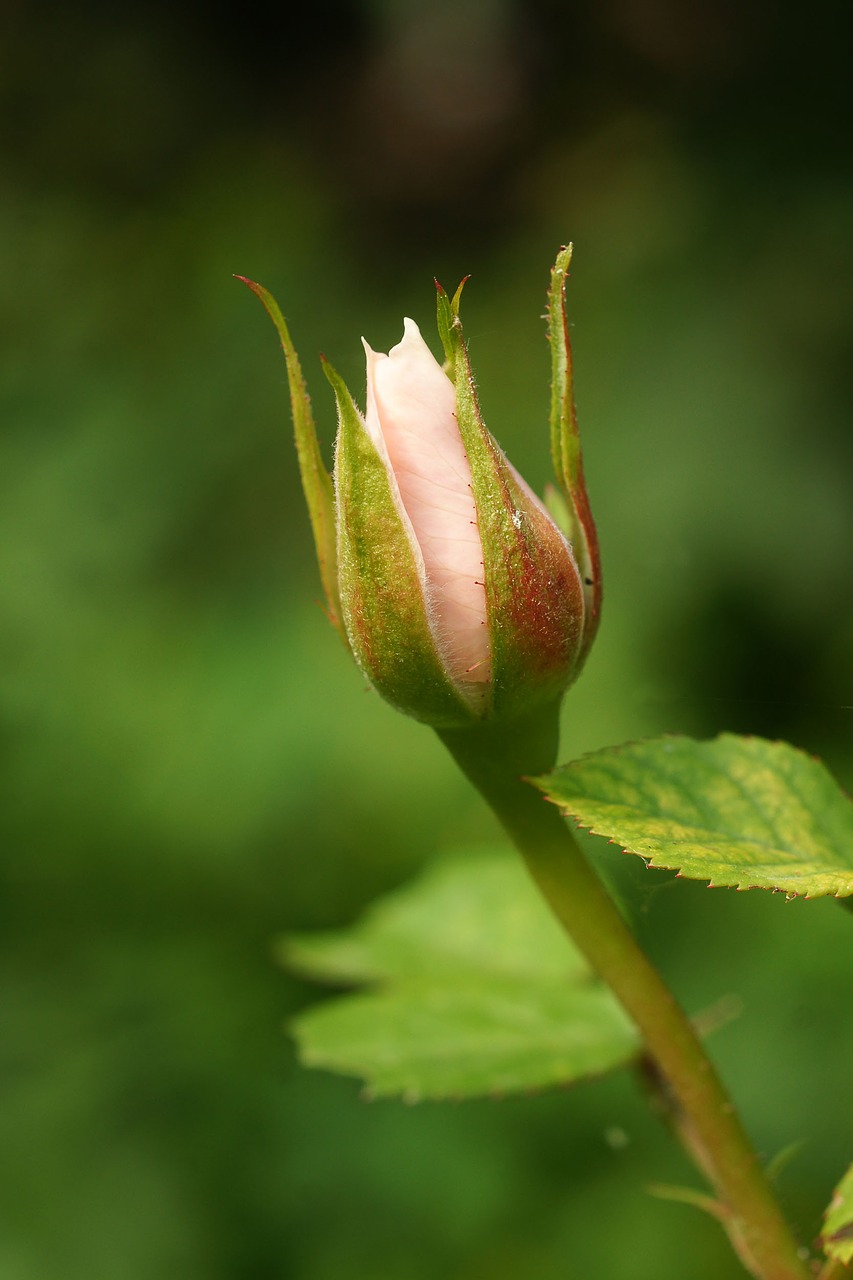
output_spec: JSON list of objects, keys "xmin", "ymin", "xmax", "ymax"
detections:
[{"xmin": 438, "ymin": 707, "xmax": 810, "ymax": 1280}]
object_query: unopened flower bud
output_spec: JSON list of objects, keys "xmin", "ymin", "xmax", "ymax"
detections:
[{"xmin": 239, "ymin": 246, "xmax": 600, "ymax": 731}]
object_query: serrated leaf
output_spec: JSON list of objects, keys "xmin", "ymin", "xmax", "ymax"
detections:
[
  {"xmin": 280, "ymin": 849, "xmax": 639, "ymax": 1100},
  {"xmin": 281, "ymin": 850, "xmax": 590, "ymax": 985},
  {"xmin": 294, "ymin": 977, "xmax": 637, "ymax": 1101},
  {"xmin": 822, "ymin": 1164, "xmax": 853, "ymax": 1265},
  {"xmin": 535, "ymin": 734, "xmax": 853, "ymax": 898}
]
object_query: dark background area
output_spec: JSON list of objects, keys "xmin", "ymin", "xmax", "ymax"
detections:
[{"xmin": 1, "ymin": 1, "xmax": 851, "ymax": 1276}]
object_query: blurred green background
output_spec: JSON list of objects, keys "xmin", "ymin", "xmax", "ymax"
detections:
[{"xmin": 1, "ymin": 0, "xmax": 851, "ymax": 1276}]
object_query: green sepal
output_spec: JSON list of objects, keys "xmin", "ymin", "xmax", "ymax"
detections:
[
  {"xmin": 821, "ymin": 1163, "xmax": 853, "ymax": 1265},
  {"xmin": 547, "ymin": 245, "xmax": 601, "ymax": 662},
  {"xmin": 324, "ymin": 360, "xmax": 477, "ymax": 728},
  {"xmin": 434, "ymin": 276, "xmax": 469, "ymax": 378},
  {"xmin": 435, "ymin": 282, "xmax": 586, "ymax": 723},
  {"xmin": 237, "ymin": 276, "xmax": 346, "ymax": 644}
]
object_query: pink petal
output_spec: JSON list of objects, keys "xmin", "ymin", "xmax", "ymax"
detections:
[{"xmin": 364, "ymin": 319, "xmax": 490, "ymax": 687}]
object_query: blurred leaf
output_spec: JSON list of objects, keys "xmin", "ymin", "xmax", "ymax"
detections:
[
  {"xmin": 535, "ymin": 735, "xmax": 853, "ymax": 899},
  {"xmin": 293, "ymin": 979, "xmax": 638, "ymax": 1102},
  {"xmin": 281, "ymin": 849, "xmax": 638, "ymax": 1100},
  {"xmin": 281, "ymin": 849, "xmax": 590, "ymax": 985},
  {"xmin": 822, "ymin": 1164, "xmax": 853, "ymax": 1265}
]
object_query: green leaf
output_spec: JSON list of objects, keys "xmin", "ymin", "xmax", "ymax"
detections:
[
  {"xmin": 280, "ymin": 849, "xmax": 639, "ymax": 1100},
  {"xmin": 294, "ymin": 979, "xmax": 637, "ymax": 1102},
  {"xmin": 283, "ymin": 848, "xmax": 590, "ymax": 985},
  {"xmin": 535, "ymin": 734, "xmax": 853, "ymax": 899},
  {"xmin": 822, "ymin": 1164, "xmax": 853, "ymax": 1265}
]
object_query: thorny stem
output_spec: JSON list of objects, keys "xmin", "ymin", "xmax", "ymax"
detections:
[{"xmin": 438, "ymin": 704, "xmax": 810, "ymax": 1280}]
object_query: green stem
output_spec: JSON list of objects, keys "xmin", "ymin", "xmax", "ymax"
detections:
[{"xmin": 438, "ymin": 705, "xmax": 810, "ymax": 1280}]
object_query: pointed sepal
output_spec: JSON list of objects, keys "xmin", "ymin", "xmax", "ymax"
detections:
[
  {"xmin": 547, "ymin": 245, "xmax": 601, "ymax": 663},
  {"xmin": 323, "ymin": 360, "xmax": 477, "ymax": 728},
  {"xmin": 236, "ymin": 276, "xmax": 346, "ymax": 644},
  {"xmin": 436, "ymin": 282, "xmax": 587, "ymax": 723}
]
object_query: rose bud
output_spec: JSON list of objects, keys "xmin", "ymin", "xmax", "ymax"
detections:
[{"xmin": 238, "ymin": 245, "xmax": 600, "ymax": 732}]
